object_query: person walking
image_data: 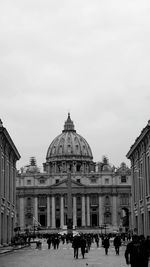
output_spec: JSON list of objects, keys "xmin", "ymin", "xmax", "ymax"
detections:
[
  {"xmin": 125, "ymin": 235, "xmax": 149, "ymax": 267},
  {"xmin": 103, "ymin": 235, "xmax": 110, "ymax": 255},
  {"xmin": 47, "ymin": 236, "xmax": 52, "ymax": 249},
  {"xmin": 80, "ymin": 234, "xmax": 87, "ymax": 259},
  {"xmin": 95, "ymin": 234, "xmax": 99, "ymax": 248},
  {"xmin": 113, "ymin": 234, "xmax": 121, "ymax": 255},
  {"xmin": 72, "ymin": 235, "xmax": 80, "ymax": 259}
]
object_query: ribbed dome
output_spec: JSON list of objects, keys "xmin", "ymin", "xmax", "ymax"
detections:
[{"xmin": 46, "ymin": 114, "xmax": 93, "ymax": 162}]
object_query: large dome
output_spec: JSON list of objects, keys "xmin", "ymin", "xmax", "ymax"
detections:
[{"xmin": 46, "ymin": 114, "xmax": 93, "ymax": 162}]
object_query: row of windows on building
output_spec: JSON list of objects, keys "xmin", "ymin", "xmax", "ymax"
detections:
[
  {"xmin": 24, "ymin": 194, "xmax": 129, "ymax": 207},
  {"xmin": 133, "ymin": 155, "xmax": 150, "ymax": 202},
  {"xmin": 26, "ymin": 175, "xmax": 128, "ymax": 185}
]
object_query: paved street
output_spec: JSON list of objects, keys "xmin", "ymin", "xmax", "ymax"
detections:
[{"xmin": 0, "ymin": 239, "xmax": 129, "ymax": 267}]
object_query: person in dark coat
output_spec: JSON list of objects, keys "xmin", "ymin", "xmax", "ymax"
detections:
[
  {"xmin": 113, "ymin": 234, "xmax": 121, "ymax": 255},
  {"xmin": 103, "ymin": 235, "xmax": 110, "ymax": 255},
  {"xmin": 47, "ymin": 236, "xmax": 52, "ymax": 249},
  {"xmin": 125, "ymin": 235, "xmax": 149, "ymax": 267},
  {"xmin": 95, "ymin": 235, "xmax": 99, "ymax": 248},
  {"xmin": 72, "ymin": 235, "xmax": 81, "ymax": 259},
  {"xmin": 80, "ymin": 235, "xmax": 87, "ymax": 259}
]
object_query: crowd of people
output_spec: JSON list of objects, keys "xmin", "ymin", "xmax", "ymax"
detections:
[
  {"xmin": 45, "ymin": 232, "xmax": 150, "ymax": 264},
  {"xmin": 12, "ymin": 230, "xmax": 150, "ymax": 266}
]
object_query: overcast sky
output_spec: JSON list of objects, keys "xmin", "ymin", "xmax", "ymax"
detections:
[{"xmin": 0, "ymin": 0, "xmax": 150, "ymax": 170}]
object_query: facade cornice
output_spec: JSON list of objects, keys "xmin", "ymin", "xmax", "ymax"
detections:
[
  {"xmin": 0, "ymin": 127, "xmax": 20, "ymax": 160},
  {"xmin": 126, "ymin": 124, "xmax": 150, "ymax": 159}
]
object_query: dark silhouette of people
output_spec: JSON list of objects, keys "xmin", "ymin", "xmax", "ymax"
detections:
[
  {"xmin": 125, "ymin": 235, "xmax": 149, "ymax": 267},
  {"xmin": 113, "ymin": 234, "xmax": 121, "ymax": 255},
  {"xmin": 47, "ymin": 236, "xmax": 52, "ymax": 249},
  {"xmin": 72, "ymin": 235, "xmax": 81, "ymax": 259},
  {"xmin": 80, "ymin": 235, "xmax": 87, "ymax": 259},
  {"xmin": 103, "ymin": 235, "xmax": 110, "ymax": 255}
]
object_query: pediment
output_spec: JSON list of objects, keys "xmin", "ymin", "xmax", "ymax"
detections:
[{"xmin": 51, "ymin": 178, "xmax": 84, "ymax": 188}]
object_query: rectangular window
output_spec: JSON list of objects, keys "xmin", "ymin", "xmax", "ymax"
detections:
[
  {"xmin": 121, "ymin": 175, "xmax": 127, "ymax": 183},
  {"xmin": 91, "ymin": 178, "xmax": 96, "ymax": 183},
  {"xmin": 27, "ymin": 180, "xmax": 31, "ymax": 185},
  {"xmin": 139, "ymin": 162, "xmax": 144, "ymax": 199},
  {"xmin": 77, "ymin": 196, "xmax": 81, "ymax": 206},
  {"xmin": 55, "ymin": 196, "xmax": 60, "ymax": 208},
  {"xmin": 105, "ymin": 178, "xmax": 109, "ymax": 184},
  {"xmin": 40, "ymin": 179, "xmax": 45, "ymax": 184},
  {"xmin": 120, "ymin": 194, "xmax": 129, "ymax": 205},
  {"xmin": 38, "ymin": 196, "xmax": 47, "ymax": 207},
  {"xmin": 90, "ymin": 195, "xmax": 98, "ymax": 206}
]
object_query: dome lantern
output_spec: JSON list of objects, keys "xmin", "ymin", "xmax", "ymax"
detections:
[{"xmin": 63, "ymin": 113, "xmax": 76, "ymax": 132}]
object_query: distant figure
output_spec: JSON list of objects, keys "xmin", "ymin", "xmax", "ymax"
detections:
[
  {"xmin": 103, "ymin": 235, "xmax": 110, "ymax": 255},
  {"xmin": 47, "ymin": 236, "xmax": 52, "ymax": 249},
  {"xmin": 125, "ymin": 235, "xmax": 149, "ymax": 267},
  {"xmin": 95, "ymin": 235, "xmax": 99, "ymax": 248},
  {"xmin": 113, "ymin": 235, "xmax": 121, "ymax": 255}
]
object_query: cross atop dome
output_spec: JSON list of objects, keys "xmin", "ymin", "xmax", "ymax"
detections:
[{"xmin": 63, "ymin": 113, "xmax": 76, "ymax": 132}]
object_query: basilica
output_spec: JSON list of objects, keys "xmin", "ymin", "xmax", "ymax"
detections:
[{"xmin": 16, "ymin": 114, "xmax": 131, "ymax": 233}]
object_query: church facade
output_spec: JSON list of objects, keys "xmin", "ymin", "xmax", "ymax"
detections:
[{"xmin": 16, "ymin": 114, "xmax": 132, "ymax": 233}]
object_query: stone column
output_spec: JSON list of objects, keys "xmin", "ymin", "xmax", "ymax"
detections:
[
  {"xmin": 47, "ymin": 196, "xmax": 50, "ymax": 227},
  {"xmin": 87, "ymin": 195, "xmax": 90, "ymax": 226},
  {"xmin": 60, "ymin": 195, "xmax": 64, "ymax": 228},
  {"xmin": 34, "ymin": 197, "xmax": 38, "ymax": 222},
  {"xmin": 19, "ymin": 197, "xmax": 24, "ymax": 229},
  {"xmin": 112, "ymin": 195, "xmax": 117, "ymax": 227},
  {"xmin": 52, "ymin": 196, "xmax": 56, "ymax": 228},
  {"xmin": 82, "ymin": 195, "xmax": 86, "ymax": 226},
  {"xmin": 73, "ymin": 196, "xmax": 77, "ymax": 227},
  {"xmin": 99, "ymin": 195, "xmax": 103, "ymax": 226}
]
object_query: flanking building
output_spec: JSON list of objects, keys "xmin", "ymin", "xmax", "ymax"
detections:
[
  {"xmin": 127, "ymin": 120, "xmax": 150, "ymax": 237},
  {"xmin": 16, "ymin": 114, "xmax": 131, "ymax": 233},
  {"xmin": 0, "ymin": 120, "xmax": 20, "ymax": 246}
]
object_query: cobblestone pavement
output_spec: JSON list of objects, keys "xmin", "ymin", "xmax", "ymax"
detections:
[{"xmin": 0, "ymin": 240, "xmax": 141, "ymax": 267}]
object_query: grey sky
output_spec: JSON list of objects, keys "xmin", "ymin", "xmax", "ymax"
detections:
[{"xmin": 0, "ymin": 0, "xmax": 150, "ymax": 170}]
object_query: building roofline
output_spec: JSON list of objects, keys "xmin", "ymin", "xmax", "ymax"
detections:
[
  {"xmin": 126, "ymin": 122, "xmax": 150, "ymax": 159},
  {"xmin": 0, "ymin": 127, "xmax": 21, "ymax": 160}
]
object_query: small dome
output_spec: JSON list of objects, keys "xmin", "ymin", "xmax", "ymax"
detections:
[
  {"xmin": 21, "ymin": 157, "xmax": 40, "ymax": 173},
  {"xmin": 46, "ymin": 114, "xmax": 93, "ymax": 162},
  {"xmin": 101, "ymin": 156, "xmax": 112, "ymax": 171},
  {"xmin": 102, "ymin": 164, "xmax": 112, "ymax": 172}
]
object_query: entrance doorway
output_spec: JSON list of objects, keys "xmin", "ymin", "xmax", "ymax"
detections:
[
  {"xmin": 77, "ymin": 218, "xmax": 81, "ymax": 227},
  {"xmin": 56, "ymin": 218, "xmax": 60, "ymax": 228},
  {"xmin": 91, "ymin": 214, "xmax": 98, "ymax": 227},
  {"xmin": 39, "ymin": 214, "xmax": 46, "ymax": 227}
]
